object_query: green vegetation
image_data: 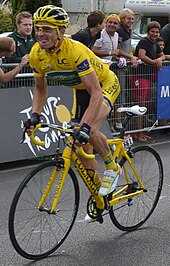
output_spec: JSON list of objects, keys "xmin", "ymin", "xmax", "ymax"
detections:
[
  {"xmin": 10, "ymin": 0, "xmax": 62, "ymax": 22},
  {"xmin": 0, "ymin": 1, "xmax": 63, "ymax": 33},
  {"xmin": 0, "ymin": 4, "xmax": 13, "ymax": 33}
]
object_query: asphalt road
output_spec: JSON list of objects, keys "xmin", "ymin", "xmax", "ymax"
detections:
[{"xmin": 0, "ymin": 131, "xmax": 170, "ymax": 266}]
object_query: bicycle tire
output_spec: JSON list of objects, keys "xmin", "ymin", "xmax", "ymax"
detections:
[
  {"xmin": 9, "ymin": 160, "xmax": 79, "ymax": 260},
  {"xmin": 109, "ymin": 145, "xmax": 163, "ymax": 231}
]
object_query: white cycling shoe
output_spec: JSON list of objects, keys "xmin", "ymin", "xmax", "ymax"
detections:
[
  {"xmin": 99, "ymin": 164, "xmax": 122, "ymax": 196},
  {"xmin": 84, "ymin": 214, "xmax": 97, "ymax": 223}
]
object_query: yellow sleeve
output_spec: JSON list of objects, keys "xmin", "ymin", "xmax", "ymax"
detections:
[{"xmin": 29, "ymin": 43, "xmax": 45, "ymax": 77}]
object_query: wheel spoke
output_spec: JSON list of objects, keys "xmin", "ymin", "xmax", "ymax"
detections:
[
  {"xmin": 109, "ymin": 146, "xmax": 163, "ymax": 231},
  {"xmin": 9, "ymin": 161, "xmax": 79, "ymax": 260}
]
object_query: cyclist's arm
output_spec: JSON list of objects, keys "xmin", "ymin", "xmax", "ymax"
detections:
[{"xmin": 79, "ymin": 70, "xmax": 103, "ymax": 126}]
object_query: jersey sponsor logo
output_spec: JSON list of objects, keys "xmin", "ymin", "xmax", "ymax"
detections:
[
  {"xmin": 77, "ymin": 59, "xmax": 90, "ymax": 72},
  {"xmin": 90, "ymin": 58, "xmax": 103, "ymax": 70},
  {"xmin": 57, "ymin": 58, "xmax": 68, "ymax": 65},
  {"xmin": 46, "ymin": 70, "xmax": 82, "ymax": 86}
]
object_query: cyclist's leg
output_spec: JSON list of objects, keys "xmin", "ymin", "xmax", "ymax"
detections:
[
  {"xmin": 76, "ymin": 89, "xmax": 118, "ymax": 187},
  {"xmin": 71, "ymin": 89, "xmax": 101, "ymax": 188},
  {"xmin": 89, "ymin": 71, "xmax": 121, "ymax": 196},
  {"xmin": 89, "ymin": 71, "xmax": 120, "ymax": 164},
  {"xmin": 74, "ymin": 71, "xmax": 121, "ymax": 197}
]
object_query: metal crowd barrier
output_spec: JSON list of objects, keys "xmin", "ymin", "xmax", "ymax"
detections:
[
  {"xmin": 109, "ymin": 60, "xmax": 170, "ymax": 135},
  {"xmin": 0, "ymin": 64, "xmax": 34, "ymax": 88},
  {"xmin": 1, "ymin": 62, "xmax": 170, "ymax": 135}
]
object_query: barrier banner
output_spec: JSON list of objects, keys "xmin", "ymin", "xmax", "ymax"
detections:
[
  {"xmin": 157, "ymin": 66, "xmax": 170, "ymax": 120},
  {"xmin": 0, "ymin": 86, "xmax": 73, "ymax": 163},
  {"xmin": 0, "ymin": 86, "xmax": 112, "ymax": 163}
]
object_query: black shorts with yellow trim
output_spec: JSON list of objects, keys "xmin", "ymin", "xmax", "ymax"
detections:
[{"xmin": 71, "ymin": 70, "xmax": 120, "ymax": 124}]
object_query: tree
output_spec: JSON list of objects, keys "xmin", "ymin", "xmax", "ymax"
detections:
[
  {"xmin": 0, "ymin": 4, "xmax": 13, "ymax": 33},
  {"xmin": 10, "ymin": 0, "xmax": 62, "ymax": 20},
  {"xmin": 10, "ymin": 0, "xmax": 26, "ymax": 23}
]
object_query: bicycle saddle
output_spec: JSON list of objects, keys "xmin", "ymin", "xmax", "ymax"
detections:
[{"xmin": 117, "ymin": 105, "xmax": 147, "ymax": 116}]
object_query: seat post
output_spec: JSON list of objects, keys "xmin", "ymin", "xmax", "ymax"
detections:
[{"xmin": 119, "ymin": 113, "xmax": 133, "ymax": 139}]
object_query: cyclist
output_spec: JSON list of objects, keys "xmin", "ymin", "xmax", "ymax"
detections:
[{"xmin": 26, "ymin": 5, "xmax": 122, "ymax": 222}]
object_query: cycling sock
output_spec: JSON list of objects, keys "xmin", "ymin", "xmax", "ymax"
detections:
[{"xmin": 103, "ymin": 152, "xmax": 117, "ymax": 171}]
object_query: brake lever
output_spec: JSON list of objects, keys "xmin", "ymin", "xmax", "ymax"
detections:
[{"xmin": 20, "ymin": 127, "xmax": 26, "ymax": 144}]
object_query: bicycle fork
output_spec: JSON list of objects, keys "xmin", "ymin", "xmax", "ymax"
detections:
[{"xmin": 38, "ymin": 150, "xmax": 72, "ymax": 214}]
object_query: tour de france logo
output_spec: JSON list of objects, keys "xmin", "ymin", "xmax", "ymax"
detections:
[{"xmin": 20, "ymin": 90, "xmax": 70, "ymax": 156}]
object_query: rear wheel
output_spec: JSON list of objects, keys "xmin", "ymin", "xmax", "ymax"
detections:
[
  {"xmin": 9, "ymin": 160, "xmax": 79, "ymax": 260},
  {"xmin": 109, "ymin": 146, "xmax": 163, "ymax": 231}
]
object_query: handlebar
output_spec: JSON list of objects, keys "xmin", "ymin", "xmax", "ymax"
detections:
[
  {"xmin": 30, "ymin": 124, "xmax": 45, "ymax": 147},
  {"xmin": 78, "ymin": 146, "xmax": 95, "ymax": 159},
  {"xmin": 29, "ymin": 123, "xmax": 95, "ymax": 159}
]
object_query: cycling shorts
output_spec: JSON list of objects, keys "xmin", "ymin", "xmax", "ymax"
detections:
[{"xmin": 71, "ymin": 70, "xmax": 120, "ymax": 123}]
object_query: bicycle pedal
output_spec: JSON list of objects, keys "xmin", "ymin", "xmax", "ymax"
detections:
[
  {"xmin": 96, "ymin": 215, "xmax": 103, "ymax": 224},
  {"xmin": 103, "ymin": 195, "xmax": 112, "ymax": 211}
]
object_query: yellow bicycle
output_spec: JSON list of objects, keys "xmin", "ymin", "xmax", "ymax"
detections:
[{"xmin": 8, "ymin": 105, "xmax": 163, "ymax": 260}]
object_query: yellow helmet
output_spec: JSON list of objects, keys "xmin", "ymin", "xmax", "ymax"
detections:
[{"xmin": 33, "ymin": 5, "xmax": 69, "ymax": 27}]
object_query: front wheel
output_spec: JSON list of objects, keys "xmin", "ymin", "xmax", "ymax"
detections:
[
  {"xmin": 9, "ymin": 160, "xmax": 80, "ymax": 260},
  {"xmin": 109, "ymin": 146, "xmax": 163, "ymax": 231}
]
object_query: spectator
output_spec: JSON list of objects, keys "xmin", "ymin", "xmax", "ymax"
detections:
[
  {"xmin": 92, "ymin": 14, "xmax": 120, "ymax": 61},
  {"xmin": 71, "ymin": 10, "xmax": 105, "ymax": 49},
  {"xmin": 92, "ymin": 13, "xmax": 137, "ymax": 63},
  {"xmin": 113, "ymin": 8, "xmax": 137, "ymax": 130},
  {"xmin": 117, "ymin": 8, "xmax": 135, "ymax": 55},
  {"xmin": 160, "ymin": 21, "xmax": 170, "ymax": 55},
  {"xmin": 156, "ymin": 36, "xmax": 170, "ymax": 59},
  {"xmin": 92, "ymin": 13, "xmax": 137, "ymax": 131},
  {"xmin": 0, "ymin": 37, "xmax": 28, "ymax": 82},
  {"xmin": 132, "ymin": 21, "xmax": 166, "ymax": 142},
  {"xmin": 6, "ymin": 11, "xmax": 35, "ymax": 63},
  {"xmin": 156, "ymin": 36, "xmax": 165, "ymax": 52}
]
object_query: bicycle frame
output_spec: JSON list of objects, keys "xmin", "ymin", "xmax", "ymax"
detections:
[{"xmin": 37, "ymin": 135, "xmax": 146, "ymax": 214}]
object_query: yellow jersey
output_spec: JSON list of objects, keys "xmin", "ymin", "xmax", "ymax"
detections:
[{"xmin": 29, "ymin": 37, "xmax": 110, "ymax": 90}]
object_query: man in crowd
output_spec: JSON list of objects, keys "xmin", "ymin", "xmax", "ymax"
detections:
[
  {"xmin": 92, "ymin": 13, "xmax": 137, "ymax": 62},
  {"xmin": 92, "ymin": 12, "xmax": 137, "ymax": 131},
  {"xmin": 6, "ymin": 11, "xmax": 35, "ymax": 63},
  {"xmin": 133, "ymin": 21, "xmax": 166, "ymax": 141},
  {"xmin": 91, "ymin": 14, "xmax": 120, "ymax": 61},
  {"xmin": 71, "ymin": 10, "xmax": 105, "ymax": 49},
  {"xmin": 117, "ymin": 8, "xmax": 135, "ymax": 55},
  {"xmin": 0, "ymin": 37, "xmax": 28, "ymax": 82}
]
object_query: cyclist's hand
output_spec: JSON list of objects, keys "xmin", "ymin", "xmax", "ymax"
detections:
[
  {"xmin": 24, "ymin": 112, "xmax": 40, "ymax": 136},
  {"xmin": 73, "ymin": 123, "xmax": 91, "ymax": 145}
]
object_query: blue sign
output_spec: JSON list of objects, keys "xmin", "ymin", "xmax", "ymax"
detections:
[{"xmin": 157, "ymin": 66, "xmax": 170, "ymax": 119}]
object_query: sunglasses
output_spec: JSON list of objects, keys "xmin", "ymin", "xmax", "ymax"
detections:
[{"xmin": 34, "ymin": 25, "xmax": 57, "ymax": 33}]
